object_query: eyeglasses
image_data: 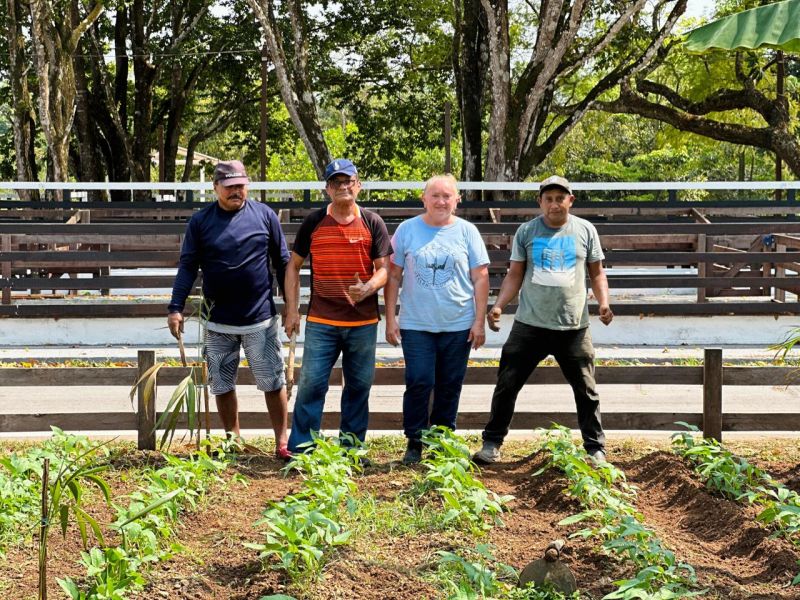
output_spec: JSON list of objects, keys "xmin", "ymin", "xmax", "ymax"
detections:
[{"xmin": 328, "ymin": 178, "xmax": 359, "ymax": 189}]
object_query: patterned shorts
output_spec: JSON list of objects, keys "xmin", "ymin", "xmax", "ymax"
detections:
[{"xmin": 203, "ymin": 320, "xmax": 285, "ymax": 395}]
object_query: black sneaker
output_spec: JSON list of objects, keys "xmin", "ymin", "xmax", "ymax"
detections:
[{"xmin": 402, "ymin": 440, "xmax": 423, "ymax": 465}]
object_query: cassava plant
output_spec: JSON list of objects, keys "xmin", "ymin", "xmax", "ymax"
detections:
[{"xmin": 129, "ymin": 297, "xmax": 213, "ymax": 450}]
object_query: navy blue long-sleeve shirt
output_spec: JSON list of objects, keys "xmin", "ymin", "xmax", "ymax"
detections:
[{"xmin": 168, "ymin": 199, "xmax": 291, "ymax": 326}]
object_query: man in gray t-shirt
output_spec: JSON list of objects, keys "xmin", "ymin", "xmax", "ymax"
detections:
[{"xmin": 473, "ymin": 175, "xmax": 614, "ymax": 465}]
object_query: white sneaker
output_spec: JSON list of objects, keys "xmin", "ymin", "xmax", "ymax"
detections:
[{"xmin": 473, "ymin": 441, "xmax": 501, "ymax": 464}]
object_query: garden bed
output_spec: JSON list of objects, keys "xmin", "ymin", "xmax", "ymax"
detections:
[{"xmin": 2, "ymin": 435, "xmax": 799, "ymax": 599}]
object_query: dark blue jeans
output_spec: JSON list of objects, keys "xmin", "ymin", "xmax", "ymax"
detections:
[
  {"xmin": 401, "ymin": 328, "xmax": 472, "ymax": 442},
  {"xmin": 288, "ymin": 321, "xmax": 377, "ymax": 452},
  {"xmin": 482, "ymin": 321, "xmax": 605, "ymax": 453}
]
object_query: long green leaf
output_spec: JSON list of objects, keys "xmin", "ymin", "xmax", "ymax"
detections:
[
  {"xmin": 74, "ymin": 506, "xmax": 105, "ymax": 548},
  {"xmin": 117, "ymin": 488, "xmax": 183, "ymax": 528}
]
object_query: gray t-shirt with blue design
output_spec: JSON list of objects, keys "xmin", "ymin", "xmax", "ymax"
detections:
[{"xmin": 510, "ymin": 215, "xmax": 604, "ymax": 330}]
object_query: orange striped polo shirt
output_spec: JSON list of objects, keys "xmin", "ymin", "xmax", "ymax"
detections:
[{"xmin": 293, "ymin": 204, "xmax": 392, "ymax": 326}]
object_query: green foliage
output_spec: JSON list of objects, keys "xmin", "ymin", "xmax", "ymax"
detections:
[
  {"xmin": 247, "ymin": 433, "xmax": 363, "ymax": 582},
  {"xmin": 59, "ymin": 442, "xmax": 231, "ymax": 598},
  {"xmin": 407, "ymin": 427, "xmax": 514, "ymax": 534},
  {"xmin": 537, "ymin": 426, "xmax": 704, "ymax": 599},
  {"xmin": 431, "ymin": 544, "xmax": 580, "ymax": 599},
  {"xmin": 129, "ymin": 298, "xmax": 212, "ymax": 450},
  {"xmin": 672, "ymin": 423, "xmax": 800, "ymax": 585}
]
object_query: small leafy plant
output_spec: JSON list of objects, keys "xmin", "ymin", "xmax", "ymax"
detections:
[
  {"xmin": 246, "ymin": 433, "xmax": 364, "ymax": 582},
  {"xmin": 129, "ymin": 297, "xmax": 213, "ymax": 449},
  {"xmin": 536, "ymin": 425, "xmax": 705, "ymax": 599},
  {"xmin": 672, "ymin": 423, "xmax": 800, "ymax": 585},
  {"xmin": 408, "ymin": 426, "xmax": 514, "ymax": 534}
]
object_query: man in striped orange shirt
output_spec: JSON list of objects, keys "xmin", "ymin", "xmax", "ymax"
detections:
[{"xmin": 284, "ymin": 159, "xmax": 392, "ymax": 455}]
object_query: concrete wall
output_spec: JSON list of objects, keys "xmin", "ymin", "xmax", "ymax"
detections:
[{"xmin": 1, "ymin": 314, "xmax": 795, "ymax": 347}]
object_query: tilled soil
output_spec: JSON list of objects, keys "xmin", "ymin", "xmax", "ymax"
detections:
[{"xmin": 3, "ymin": 440, "xmax": 800, "ymax": 599}]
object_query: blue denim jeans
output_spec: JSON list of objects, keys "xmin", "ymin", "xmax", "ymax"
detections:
[
  {"xmin": 400, "ymin": 328, "xmax": 472, "ymax": 442},
  {"xmin": 288, "ymin": 321, "xmax": 377, "ymax": 452}
]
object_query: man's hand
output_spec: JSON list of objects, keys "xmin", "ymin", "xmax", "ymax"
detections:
[
  {"xmin": 385, "ymin": 320, "xmax": 401, "ymax": 347},
  {"xmin": 599, "ymin": 305, "xmax": 614, "ymax": 325},
  {"xmin": 167, "ymin": 312, "xmax": 184, "ymax": 339},
  {"xmin": 348, "ymin": 273, "xmax": 370, "ymax": 303},
  {"xmin": 468, "ymin": 321, "xmax": 485, "ymax": 350},
  {"xmin": 283, "ymin": 311, "xmax": 301, "ymax": 337},
  {"xmin": 486, "ymin": 306, "xmax": 503, "ymax": 332}
]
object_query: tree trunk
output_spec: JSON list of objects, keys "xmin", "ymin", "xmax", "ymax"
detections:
[
  {"xmin": 460, "ymin": 0, "xmax": 685, "ymax": 184},
  {"xmin": 247, "ymin": 0, "xmax": 330, "ymax": 178},
  {"xmin": 452, "ymin": 0, "xmax": 487, "ymax": 198},
  {"xmin": 73, "ymin": 30, "xmax": 105, "ymax": 196},
  {"xmin": 131, "ymin": 0, "xmax": 156, "ymax": 197},
  {"xmin": 28, "ymin": 0, "xmax": 104, "ymax": 190},
  {"xmin": 5, "ymin": 0, "xmax": 39, "ymax": 200}
]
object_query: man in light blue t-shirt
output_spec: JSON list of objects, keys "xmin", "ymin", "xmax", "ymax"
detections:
[{"xmin": 473, "ymin": 175, "xmax": 614, "ymax": 465}]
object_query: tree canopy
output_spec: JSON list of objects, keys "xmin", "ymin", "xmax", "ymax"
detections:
[{"xmin": 0, "ymin": 0, "xmax": 796, "ymax": 189}]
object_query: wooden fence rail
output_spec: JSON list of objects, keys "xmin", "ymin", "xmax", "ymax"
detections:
[
  {"xmin": 1, "ymin": 349, "xmax": 797, "ymax": 449},
  {"xmin": 1, "ymin": 221, "xmax": 800, "ymax": 316}
]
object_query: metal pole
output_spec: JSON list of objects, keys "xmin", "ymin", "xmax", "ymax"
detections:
[
  {"xmin": 260, "ymin": 44, "xmax": 269, "ymax": 203},
  {"xmin": 444, "ymin": 101, "xmax": 452, "ymax": 174}
]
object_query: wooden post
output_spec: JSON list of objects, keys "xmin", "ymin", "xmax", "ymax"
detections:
[
  {"xmin": 444, "ymin": 101, "xmax": 452, "ymax": 174},
  {"xmin": 776, "ymin": 242, "xmax": 787, "ymax": 302},
  {"xmin": 703, "ymin": 348, "xmax": 723, "ymax": 441},
  {"xmin": 38, "ymin": 457, "xmax": 49, "ymax": 600},
  {"xmin": 775, "ymin": 50, "xmax": 784, "ymax": 202},
  {"xmin": 137, "ymin": 350, "xmax": 156, "ymax": 450},
  {"xmin": 696, "ymin": 233, "xmax": 707, "ymax": 303},
  {"xmin": 1, "ymin": 234, "xmax": 11, "ymax": 305},
  {"xmin": 260, "ymin": 44, "xmax": 269, "ymax": 203}
]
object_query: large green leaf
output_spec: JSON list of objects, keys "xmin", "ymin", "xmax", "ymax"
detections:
[{"xmin": 685, "ymin": 0, "xmax": 800, "ymax": 52}]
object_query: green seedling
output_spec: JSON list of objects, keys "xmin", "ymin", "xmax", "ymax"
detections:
[
  {"xmin": 538, "ymin": 425, "xmax": 704, "ymax": 599},
  {"xmin": 672, "ymin": 423, "xmax": 800, "ymax": 585},
  {"xmin": 247, "ymin": 433, "xmax": 361, "ymax": 582},
  {"xmin": 407, "ymin": 427, "xmax": 513, "ymax": 534}
]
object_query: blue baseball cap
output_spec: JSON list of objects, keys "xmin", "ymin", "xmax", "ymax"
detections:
[{"xmin": 324, "ymin": 159, "xmax": 358, "ymax": 181}]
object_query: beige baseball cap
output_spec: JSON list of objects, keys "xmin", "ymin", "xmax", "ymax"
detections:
[{"xmin": 539, "ymin": 175, "xmax": 572, "ymax": 195}]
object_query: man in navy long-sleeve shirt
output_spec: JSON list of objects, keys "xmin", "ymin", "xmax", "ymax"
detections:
[{"xmin": 168, "ymin": 160, "xmax": 293, "ymax": 459}]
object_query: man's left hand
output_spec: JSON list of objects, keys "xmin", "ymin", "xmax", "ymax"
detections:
[
  {"xmin": 348, "ymin": 273, "xmax": 371, "ymax": 303},
  {"xmin": 599, "ymin": 305, "xmax": 613, "ymax": 325}
]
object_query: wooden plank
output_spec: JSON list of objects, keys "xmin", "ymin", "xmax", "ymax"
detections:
[
  {"xmin": 2, "ymin": 300, "xmax": 800, "ymax": 319},
  {"xmin": 1, "ymin": 234, "xmax": 9, "ymax": 305},
  {"xmin": 776, "ymin": 243, "xmax": 787, "ymax": 302},
  {"xmin": 0, "ymin": 364, "xmax": 704, "ymax": 387},
  {"xmin": 697, "ymin": 234, "xmax": 707, "ymax": 302},
  {"xmin": 604, "ymin": 276, "xmax": 800, "ymax": 290},
  {"xmin": 722, "ymin": 414, "xmax": 800, "ymax": 431},
  {"xmin": 603, "ymin": 251, "xmax": 800, "ymax": 264},
  {"xmin": 5, "ymin": 276, "xmax": 189, "ymax": 291},
  {"xmin": 0, "ymin": 223, "xmax": 188, "ymax": 235},
  {"xmin": 0, "ymin": 250, "xmax": 179, "ymax": 264},
  {"xmin": 703, "ymin": 348, "xmax": 723, "ymax": 440},
  {"xmin": 723, "ymin": 366, "xmax": 798, "ymax": 385},
  {"xmin": 9, "ymin": 234, "xmax": 182, "ymax": 246}
]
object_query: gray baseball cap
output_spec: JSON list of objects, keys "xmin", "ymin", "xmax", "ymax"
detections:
[
  {"xmin": 539, "ymin": 175, "xmax": 572, "ymax": 195},
  {"xmin": 213, "ymin": 160, "xmax": 249, "ymax": 187}
]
